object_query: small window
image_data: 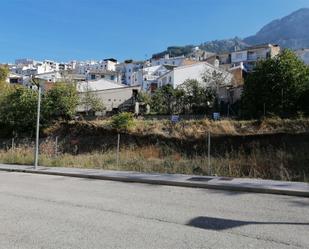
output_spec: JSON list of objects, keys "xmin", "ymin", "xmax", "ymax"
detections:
[
  {"xmin": 91, "ymin": 74, "xmax": 96, "ymax": 80},
  {"xmin": 101, "ymin": 75, "xmax": 105, "ymax": 78},
  {"xmin": 111, "ymin": 75, "xmax": 115, "ymax": 80},
  {"xmin": 108, "ymin": 99, "xmax": 111, "ymax": 101}
]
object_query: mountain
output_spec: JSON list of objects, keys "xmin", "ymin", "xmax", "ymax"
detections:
[
  {"xmin": 244, "ymin": 8, "xmax": 309, "ymax": 49},
  {"xmin": 152, "ymin": 45, "xmax": 195, "ymax": 58},
  {"xmin": 152, "ymin": 8, "xmax": 309, "ymax": 58},
  {"xmin": 152, "ymin": 38, "xmax": 249, "ymax": 58},
  {"xmin": 199, "ymin": 37, "xmax": 249, "ymax": 54}
]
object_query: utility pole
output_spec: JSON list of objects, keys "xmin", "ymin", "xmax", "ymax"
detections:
[
  {"xmin": 208, "ymin": 132, "xmax": 211, "ymax": 175},
  {"xmin": 33, "ymin": 76, "xmax": 42, "ymax": 170},
  {"xmin": 116, "ymin": 133, "xmax": 120, "ymax": 168}
]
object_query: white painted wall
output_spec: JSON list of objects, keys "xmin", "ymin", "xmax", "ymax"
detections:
[
  {"xmin": 158, "ymin": 62, "xmax": 233, "ymax": 89},
  {"xmin": 231, "ymin": 51, "xmax": 248, "ymax": 63}
]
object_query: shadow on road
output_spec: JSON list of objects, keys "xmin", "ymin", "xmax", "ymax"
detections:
[{"xmin": 187, "ymin": 216, "xmax": 309, "ymax": 231}]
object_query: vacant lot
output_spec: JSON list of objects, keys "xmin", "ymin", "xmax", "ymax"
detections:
[{"xmin": 0, "ymin": 118, "xmax": 308, "ymax": 182}]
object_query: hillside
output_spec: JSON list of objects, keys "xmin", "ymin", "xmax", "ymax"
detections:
[
  {"xmin": 199, "ymin": 37, "xmax": 249, "ymax": 54},
  {"xmin": 152, "ymin": 38, "xmax": 249, "ymax": 58},
  {"xmin": 152, "ymin": 8, "xmax": 309, "ymax": 57},
  {"xmin": 244, "ymin": 8, "xmax": 309, "ymax": 49}
]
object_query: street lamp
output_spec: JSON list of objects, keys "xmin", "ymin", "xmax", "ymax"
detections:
[{"xmin": 32, "ymin": 76, "xmax": 41, "ymax": 170}]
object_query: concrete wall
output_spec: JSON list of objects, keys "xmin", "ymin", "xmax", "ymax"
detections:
[{"xmin": 78, "ymin": 86, "xmax": 140, "ymax": 112}]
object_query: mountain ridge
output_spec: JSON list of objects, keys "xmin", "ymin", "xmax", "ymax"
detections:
[{"xmin": 152, "ymin": 8, "xmax": 309, "ymax": 58}]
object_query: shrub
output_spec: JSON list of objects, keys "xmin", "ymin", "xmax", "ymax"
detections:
[{"xmin": 111, "ymin": 112, "xmax": 135, "ymax": 131}]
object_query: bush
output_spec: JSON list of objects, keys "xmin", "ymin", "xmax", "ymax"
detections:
[
  {"xmin": 0, "ymin": 86, "xmax": 38, "ymax": 134},
  {"xmin": 43, "ymin": 83, "xmax": 79, "ymax": 122},
  {"xmin": 0, "ymin": 83, "xmax": 79, "ymax": 136},
  {"xmin": 111, "ymin": 112, "xmax": 134, "ymax": 131}
]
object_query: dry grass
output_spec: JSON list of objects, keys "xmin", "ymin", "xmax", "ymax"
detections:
[
  {"xmin": 2, "ymin": 117, "xmax": 308, "ymax": 182},
  {"xmin": 47, "ymin": 117, "xmax": 309, "ymax": 139},
  {"xmin": 0, "ymin": 143, "xmax": 307, "ymax": 182}
]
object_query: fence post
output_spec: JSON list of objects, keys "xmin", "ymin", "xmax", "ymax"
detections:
[
  {"xmin": 11, "ymin": 138, "xmax": 15, "ymax": 151},
  {"xmin": 55, "ymin": 136, "xmax": 58, "ymax": 157},
  {"xmin": 116, "ymin": 133, "xmax": 120, "ymax": 168},
  {"xmin": 11, "ymin": 138, "xmax": 15, "ymax": 162},
  {"xmin": 208, "ymin": 132, "xmax": 211, "ymax": 175}
]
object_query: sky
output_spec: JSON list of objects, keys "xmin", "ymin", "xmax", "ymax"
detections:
[{"xmin": 1, "ymin": 0, "xmax": 309, "ymax": 63}]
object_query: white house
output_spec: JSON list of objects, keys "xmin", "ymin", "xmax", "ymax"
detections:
[
  {"xmin": 157, "ymin": 62, "xmax": 233, "ymax": 89},
  {"xmin": 149, "ymin": 54, "xmax": 186, "ymax": 67},
  {"xmin": 6, "ymin": 72, "xmax": 24, "ymax": 84},
  {"xmin": 35, "ymin": 71, "xmax": 63, "ymax": 83},
  {"xmin": 132, "ymin": 65, "xmax": 171, "ymax": 91},
  {"xmin": 101, "ymin": 58, "xmax": 118, "ymax": 71},
  {"xmin": 230, "ymin": 44, "xmax": 281, "ymax": 71},
  {"xmin": 12, "ymin": 59, "xmax": 61, "ymax": 76},
  {"xmin": 74, "ymin": 59, "xmax": 118, "ymax": 76},
  {"xmin": 116, "ymin": 60, "xmax": 144, "ymax": 86},
  {"xmin": 87, "ymin": 69, "xmax": 121, "ymax": 82}
]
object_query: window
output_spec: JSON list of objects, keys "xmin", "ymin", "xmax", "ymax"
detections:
[
  {"xmin": 169, "ymin": 76, "xmax": 172, "ymax": 83},
  {"xmin": 111, "ymin": 75, "xmax": 115, "ymax": 81},
  {"xmin": 10, "ymin": 78, "xmax": 18, "ymax": 84},
  {"xmin": 91, "ymin": 74, "xmax": 96, "ymax": 80},
  {"xmin": 101, "ymin": 75, "xmax": 105, "ymax": 78}
]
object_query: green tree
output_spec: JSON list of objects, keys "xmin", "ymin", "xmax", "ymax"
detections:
[
  {"xmin": 80, "ymin": 91, "xmax": 105, "ymax": 115},
  {"xmin": 0, "ymin": 86, "xmax": 38, "ymax": 134},
  {"xmin": 151, "ymin": 84, "xmax": 177, "ymax": 114},
  {"xmin": 177, "ymin": 79, "xmax": 216, "ymax": 114},
  {"xmin": 137, "ymin": 91, "xmax": 151, "ymax": 105},
  {"xmin": 43, "ymin": 83, "xmax": 79, "ymax": 122},
  {"xmin": 0, "ymin": 65, "xmax": 9, "ymax": 90},
  {"xmin": 111, "ymin": 112, "xmax": 134, "ymax": 132},
  {"xmin": 242, "ymin": 50, "xmax": 309, "ymax": 118}
]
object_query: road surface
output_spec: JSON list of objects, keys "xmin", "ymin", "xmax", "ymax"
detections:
[{"xmin": 0, "ymin": 171, "xmax": 308, "ymax": 249}]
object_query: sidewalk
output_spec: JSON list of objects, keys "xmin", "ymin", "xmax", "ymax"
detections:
[{"xmin": 0, "ymin": 163, "xmax": 308, "ymax": 197}]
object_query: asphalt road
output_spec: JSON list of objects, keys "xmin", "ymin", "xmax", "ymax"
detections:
[{"xmin": 0, "ymin": 171, "xmax": 308, "ymax": 249}]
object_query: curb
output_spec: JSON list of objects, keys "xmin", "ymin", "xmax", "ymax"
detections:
[{"xmin": 0, "ymin": 166, "xmax": 308, "ymax": 197}]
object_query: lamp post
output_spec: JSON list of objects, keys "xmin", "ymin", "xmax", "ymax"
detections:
[{"xmin": 32, "ymin": 77, "xmax": 41, "ymax": 169}]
